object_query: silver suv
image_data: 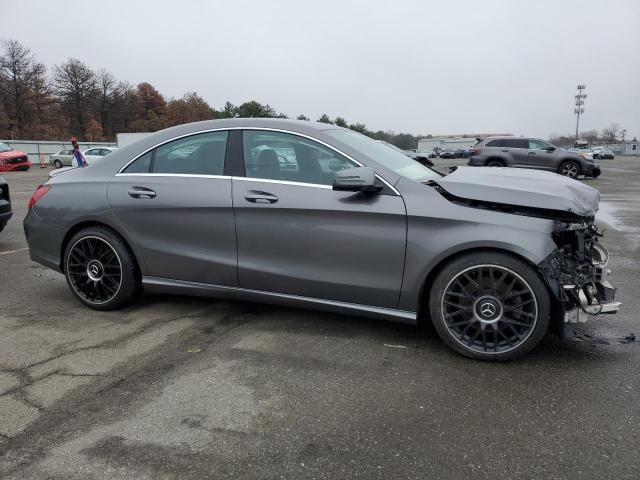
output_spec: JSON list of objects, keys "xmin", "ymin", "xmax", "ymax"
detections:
[{"xmin": 468, "ymin": 136, "xmax": 601, "ymax": 178}]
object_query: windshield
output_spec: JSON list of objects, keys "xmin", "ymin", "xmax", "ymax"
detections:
[
  {"xmin": 326, "ymin": 130, "xmax": 439, "ymax": 181},
  {"xmin": 0, "ymin": 142, "xmax": 11, "ymax": 153}
]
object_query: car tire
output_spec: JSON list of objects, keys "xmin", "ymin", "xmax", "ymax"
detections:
[
  {"xmin": 559, "ymin": 160, "xmax": 580, "ymax": 178},
  {"xmin": 63, "ymin": 226, "xmax": 140, "ymax": 310},
  {"xmin": 486, "ymin": 159, "xmax": 504, "ymax": 167},
  {"xmin": 429, "ymin": 251, "xmax": 550, "ymax": 361},
  {"xmin": 53, "ymin": 159, "xmax": 63, "ymax": 169}
]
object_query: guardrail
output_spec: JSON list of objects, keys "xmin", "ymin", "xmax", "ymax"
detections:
[{"xmin": 0, "ymin": 140, "xmax": 117, "ymax": 164}]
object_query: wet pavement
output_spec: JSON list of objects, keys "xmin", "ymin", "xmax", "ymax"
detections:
[{"xmin": 0, "ymin": 158, "xmax": 639, "ymax": 479}]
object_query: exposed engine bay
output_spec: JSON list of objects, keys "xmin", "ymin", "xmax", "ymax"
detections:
[{"xmin": 540, "ymin": 222, "xmax": 620, "ymax": 332}]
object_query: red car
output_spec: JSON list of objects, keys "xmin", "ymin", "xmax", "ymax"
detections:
[{"xmin": 0, "ymin": 142, "xmax": 31, "ymax": 172}]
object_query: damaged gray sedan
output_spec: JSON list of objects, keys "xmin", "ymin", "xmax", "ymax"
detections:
[{"xmin": 23, "ymin": 119, "xmax": 620, "ymax": 361}]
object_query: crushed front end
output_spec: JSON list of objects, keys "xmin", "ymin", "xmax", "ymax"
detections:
[{"xmin": 539, "ymin": 221, "xmax": 620, "ymax": 335}]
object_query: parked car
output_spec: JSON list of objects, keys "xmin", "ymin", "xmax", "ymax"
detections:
[
  {"xmin": 0, "ymin": 174, "xmax": 11, "ymax": 233},
  {"xmin": 24, "ymin": 118, "xmax": 619, "ymax": 361},
  {"xmin": 51, "ymin": 147, "xmax": 117, "ymax": 168},
  {"xmin": 593, "ymin": 147, "xmax": 614, "ymax": 160},
  {"xmin": 0, "ymin": 143, "xmax": 31, "ymax": 172},
  {"xmin": 83, "ymin": 147, "xmax": 118, "ymax": 164},
  {"xmin": 455, "ymin": 149, "xmax": 470, "ymax": 158},
  {"xmin": 469, "ymin": 137, "xmax": 600, "ymax": 178},
  {"xmin": 50, "ymin": 149, "xmax": 75, "ymax": 168},
  {"xmin": 439, "ymin": 151, "xmax": 456, "ymax": 159},
  {"xmin": 376, "ymin": 141, "xmax": 434, "ymax": 167}
]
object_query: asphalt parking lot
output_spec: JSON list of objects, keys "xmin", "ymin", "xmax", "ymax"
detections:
[{"xmin": 1, "ymin": 159, "xmax": 639, "ymax": 479}]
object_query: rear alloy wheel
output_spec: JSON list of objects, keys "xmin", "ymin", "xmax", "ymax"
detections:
[
  {"xmin": 559, "ymin": 160, "xmax": 580, "ymax": 178},
  {"xmin": 64, "ymin": 227, "xmax": 140, "ymax": 310},
  {"xmin": 53, "ymin": 159, "xmax": 63, "ymax": 169},
  {"xmin": 430, "ymin": 252, "xmax": 549, "ymax": 361},
  {"xmin": 486, "ymin": 159, "xmax": 504, "ymax": 167}
]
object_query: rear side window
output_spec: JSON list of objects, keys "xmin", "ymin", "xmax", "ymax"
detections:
[
  {"xmin": 529, "ymin": 139, "xmax": 550, "ymax": 150},
  {"xmin": 485, "ymin": 140, "xmax": 503, "ymax": 147},
  {"xmin": 121, "ymin": 131, "xmax": 228, "ymax": 175},
  {"xmin": 123, "ymin": 151, "xmax": 152, "ymax": 173},
  {"xmin": 502, "ymin": 138, "xmax": 528, "ymax": 148}
]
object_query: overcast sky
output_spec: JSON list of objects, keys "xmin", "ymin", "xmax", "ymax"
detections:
[{"xmin": 4, "ymin": 0, "xmax": 639, "ymax": 138}]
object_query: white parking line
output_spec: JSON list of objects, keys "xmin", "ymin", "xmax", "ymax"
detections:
[{"xmin": 0, "ymin": 247, "xmax": 28, "ymax": 256}]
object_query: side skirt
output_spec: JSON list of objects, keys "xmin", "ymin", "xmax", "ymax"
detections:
[{"xmin": 142, "ymin": 276, "xmax": 417, "ymax": 324}]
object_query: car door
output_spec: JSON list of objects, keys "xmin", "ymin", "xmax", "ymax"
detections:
[
  {"xmin": 107, "ymin": 130, "xmax": 237, "ymax": 286},
  {"xmin": 527, "ymin": 139, "xmax": 557, "ymax": 171},
  {"xmin": 83, "ymin": 148, "xmax": 102, "ymax": 165},
  {"xmin": 59, "ymin": 150, "xmax": 74, "ymax": 165},
  {"xmin": 502, "ymin": 138, "xmax": 531, "ymax": 167},
  {"xmin": 232, "ymin": 129, "xmax": 407, "ymax": 309}
]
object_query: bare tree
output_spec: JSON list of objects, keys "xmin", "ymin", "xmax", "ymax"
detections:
[
  {"xmin": 53, "ymin": 58, "xmax": 97, "ymax": 138},
  {"xmin": 0, "ymin": 39, "xmax": 48, "ymax": 138},
  {"xmin": 601, "ymin": 123, "xmax": 621, "ymax": 144},
  {"xmin": 95, "ymin": 68, "xmax": 117, "ymax": 137}
]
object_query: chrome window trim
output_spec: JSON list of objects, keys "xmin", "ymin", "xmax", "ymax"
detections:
[
  {"xmin": 116, "ymin": 126, "xmax": 400, "ymax": 195},
  {"xmin": 115, "ymin": 173, "xmax": 231, "ymax": 180},
  {"xmin": 232, "ymin": 177, "xmax": 332, "ymax": 190}
]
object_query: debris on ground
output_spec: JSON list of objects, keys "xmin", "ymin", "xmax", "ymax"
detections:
[{"xmin": 384, "ymin": 344, "xmax": 407, "ymax": 350}]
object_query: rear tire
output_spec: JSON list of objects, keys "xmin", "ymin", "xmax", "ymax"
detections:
[
  {"xmin": 559, "ymin": 160, "xmax": 580, "ymax": 178},
  {"xmin": 429, "ymin": 251, "xmax": 550, "ymax": 361},
  {"xmin": 486, "ymin": 159, "xmax": 504, "ymax": 167},
  {"xmin": 63, "ymin": 226, "xmax": 140, "ymax": 310},
  {"xmin": 53, "ymin": 159, "xmax": 63, "ymax": 169}
]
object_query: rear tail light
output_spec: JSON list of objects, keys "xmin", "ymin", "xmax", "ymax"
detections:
[
  {"xmin": 469, "ymin": 147, "xmax": 480, "ymax": 156},
  {"xmin": 28, "ymin": 184, "xmax": 50, "ymax": 209}
]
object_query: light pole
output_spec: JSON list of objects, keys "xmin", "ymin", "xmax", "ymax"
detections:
[{"xmin": 574, "ymin": 84, "xmax": 586, "ymax": 140}]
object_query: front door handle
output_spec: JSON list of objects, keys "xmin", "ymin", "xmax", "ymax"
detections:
[
  {"xmin": 501, "ymin": 150, "xmax": 509, "ymax": 153},
  {"xmin": 528, "ymin": 152, "xmax": 536, "ymax": 155},
  {"xmin": 128, "ymin": 187, "xmax": 156, "ymax": 199},
  {"xmin": 244, "ymin": 191, "xmax": 278, "ymax": 204}
]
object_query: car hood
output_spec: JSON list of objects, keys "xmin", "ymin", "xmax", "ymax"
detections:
[
  {"xmin": 0, "ymin": 150, "xmax": 27, "ymax": 160},
  {"xmin": 433, "ymin": 166, "xmax": 599, "ymax": 219}
]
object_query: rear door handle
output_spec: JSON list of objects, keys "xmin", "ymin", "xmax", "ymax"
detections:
[
  {"xmin": 244, "ymin": 191, "xmax": 278, "ymax": 204},
  {"xmin": 128, "ymin": 187, "xmax": 156, "ymax": 199}
]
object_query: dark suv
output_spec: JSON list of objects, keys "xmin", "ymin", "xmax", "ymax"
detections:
[
  {"xmin": 468, "ymin": 137, "xmax": 601, "ymax": 178},
  {"xmin": 0, "ymin": 175, "xmax": 11, "ymax": 234}
]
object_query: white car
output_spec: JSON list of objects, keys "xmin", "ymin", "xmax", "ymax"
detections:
[
  {"xmin": 50, "ymin": 147, "xmax": 117, "ymax": 169},
  {"xmin": 49, "ymin": 149, "xmax": 75, "ymax": 168},
  {"xmin": 82, "ymin": 147, "xmax": 118, "ymax": 165}
]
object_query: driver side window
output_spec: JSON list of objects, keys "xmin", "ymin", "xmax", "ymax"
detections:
[
  {"xmin": 242, "ymin": 130, "xmax": 356, "ymax": 186},
  {"xmin": 529, "ymin": 139, "xmax": 550, "ymax": 150}
]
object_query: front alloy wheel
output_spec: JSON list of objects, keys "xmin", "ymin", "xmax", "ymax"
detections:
[
  {"xmin": 430, "ymin": 252, "xmax": 550, "ymax": 361},
  {"xmin": 560, "ymin": 161, "xmax": 580, "ymax": 178}
]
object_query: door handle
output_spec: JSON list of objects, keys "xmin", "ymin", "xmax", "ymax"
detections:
[
  {"xmin": 128, "ymin": 187, "xmax": 156, "ymax": 199},
  {"xmin": 528, "ymin": 152, "xmax": 536, "ymax": 155},
  {"xmin": 244, "ymin": 191, "xmax": 278, "ymax": 204},
  {"xmin": 501, "ymin": 150, "xmax": 509, "ymax": 153}
]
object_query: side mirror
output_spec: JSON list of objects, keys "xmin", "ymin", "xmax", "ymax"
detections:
[
  {"xmin": 546, "ymin": 146, "xmax": 556, "ymax": 152},
  {"xmin": 333, "ymin": 167, "xmax": 381, "ymax": 193}
]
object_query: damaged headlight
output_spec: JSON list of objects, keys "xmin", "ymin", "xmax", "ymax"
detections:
[{"xmin": 590, "ymin": 242, "xmax": 609, "ymax": 268}]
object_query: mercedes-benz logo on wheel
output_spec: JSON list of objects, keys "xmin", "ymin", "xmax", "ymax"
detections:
[
  {"xmin": 480, "ymin": 302, "xmax": 497, "ymax": 318},
  {"xmin": 90, "ymin": 265, "xmax": 100, "ymax": 276}
]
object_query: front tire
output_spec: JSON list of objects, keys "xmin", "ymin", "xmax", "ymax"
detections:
[
  {"xmin": 429, "ymin": 251, "xmax": 550, "ymax": 361},
  {"xmin": 64, "ymin": 226, "xmax": 140, "ymax": 310},
  {"xmin": 559, "ymin": 160, "xmax": 580, "ymax": 178},
  {"xmin": 53, "ymin": 159, "xmax": 63, "ymax": 169}
]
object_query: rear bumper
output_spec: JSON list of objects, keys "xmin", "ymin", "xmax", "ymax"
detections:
[{"xmin": 23, "ymin": 209, "xmax": 65, "ymax": 272}]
